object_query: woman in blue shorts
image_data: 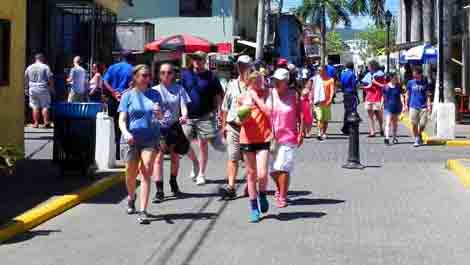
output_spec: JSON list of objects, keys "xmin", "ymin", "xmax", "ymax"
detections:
[
  {"xmin": 382, "ymin": 72, "xmax": 404, "ymax": 145},
  {"xmin": 118, "ymin": 64, "xmax": 163, "ymax": 224}
]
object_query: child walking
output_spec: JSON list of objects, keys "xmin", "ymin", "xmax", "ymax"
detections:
[
  {"xmin": 300, "ymin": 87, "xmax": 313, "ymax": 137},
  {"xmin": 382, "ymin": 73, "xmax": 404, "ymax": 145}
]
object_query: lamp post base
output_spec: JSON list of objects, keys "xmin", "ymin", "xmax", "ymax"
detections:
[{"xmin": 342, "ymin": 162, "xmax": 366, "ymax": 170}]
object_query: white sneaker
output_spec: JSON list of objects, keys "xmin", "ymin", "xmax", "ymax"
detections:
[{"xmin": 196, "ymin": 175, "xmax": 206, "ymax": 185}]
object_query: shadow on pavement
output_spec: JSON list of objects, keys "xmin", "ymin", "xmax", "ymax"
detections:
[
  {"xmin": 265, "ymin": 190, "xmax": 312, "ymax": 198},
  {"xmin": 289, "ymin": 198, "xmax": 345, "ymax": 206},
  {"xmin": 85, "ymin": 182, "xmax": 128, "ymax": 204},
  {"xmin": 148, "ymin": 213, "xmax": 218, "ymax": 224},
  {"xmin": 0, "ymin": 159, "xmax": 94, "ymax": 226},
  {"xmin": 2, "ymin": 228, "xmax": 61, "ymax": 245},
  {"xmin": 205, "ymin": 178, "xmax": 246, "ymax": 185},
  {"xmin": 263, "ymin": 211, "xmax": 327, "ymax": 221}
]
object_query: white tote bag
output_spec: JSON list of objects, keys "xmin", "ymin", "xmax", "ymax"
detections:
[{"xmin": 312, "ymin": 75, "xmax": 325, "ymax": 105}]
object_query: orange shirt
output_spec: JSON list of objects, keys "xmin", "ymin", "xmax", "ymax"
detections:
[
  {"xmin": 320, "ymin": 78, "xmax": 335, "ymax": 107},
  {"xmin": 238, "ymin": 92, "xmax": 272, "ymax": 144}
]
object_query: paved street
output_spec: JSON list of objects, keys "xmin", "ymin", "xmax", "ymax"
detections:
[{"xmin": 2, "ymin": 103, "xmax": 470, "ymax": 265}]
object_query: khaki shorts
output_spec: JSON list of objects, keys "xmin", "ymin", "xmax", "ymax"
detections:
[
  {"xmin": 365, "ymin": 102, "xmax": 382, "ymax": 111},
  {"xmin": 314, "ymin": 106, "xmax": 331, "ymax": 122},
  {"xmin": 183, "ymin": 113, "xmax": 218, "ymax": 140},
  {"xmin": 226, "ymin": 124, "xmax": 241, "ymax": 161},
  {"xmin": 410, "ymin": 108, "xmax": 428, "ymax": 128}
]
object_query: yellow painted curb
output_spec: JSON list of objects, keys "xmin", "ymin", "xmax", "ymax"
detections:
[
  {"xmin": 0, "ymin": 173, "xmax": 124, "ymax": 243},
  {"xmin": 446, "ymin": 159, "xmax": 470, "ymax": 187},
  {"xmin": 399, "ymin": 114, "xmax": 470, "ymax": 146}
]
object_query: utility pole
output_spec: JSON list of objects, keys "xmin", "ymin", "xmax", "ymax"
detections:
[
  {"xmin": 264, "ymin": 0, "xmax": 271, "ymax": 45},
  {"xmin": 256, "ymin": 0, "xmax": 265, "ymax": 60},
  {"xmin": 320, "ymin": 4, "xmax": 327, "ymax": 65}
]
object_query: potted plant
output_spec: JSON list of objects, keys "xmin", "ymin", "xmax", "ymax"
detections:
[{"xmin": 0, "ymin": 145, "xmax": 23, "ymax": 175}]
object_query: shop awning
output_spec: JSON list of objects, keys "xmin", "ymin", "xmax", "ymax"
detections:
[
  {"xmin": 237, "ymin": 40, "xmax": 257, "ymax": 49},
  {"xmin": 94, "ymin": 0, "xmax": 132, "ymax": 13},
  {"xmin": 400, "ymin": 44, "xmax": 438, "ymax": 65}
]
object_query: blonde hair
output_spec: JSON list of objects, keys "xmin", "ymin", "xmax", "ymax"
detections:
[
  {"xmin": 247, "ymin": 71, "xmax": 262, "ymax": 82},
  {"xmin": 130, "ymin": 64, "xmax": 150, "ymax": 88}
]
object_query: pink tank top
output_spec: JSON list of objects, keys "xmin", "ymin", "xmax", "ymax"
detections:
[{"xmin": 269, "ymin": 89, "xmax": 299, "ymax": 146}]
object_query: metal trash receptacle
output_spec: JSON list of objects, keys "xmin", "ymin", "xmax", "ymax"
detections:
[{"xmin": 53, "ymin": 103, "xmax": 103, "ymax": 176}]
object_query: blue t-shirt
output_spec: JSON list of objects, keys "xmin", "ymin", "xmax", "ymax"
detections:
[
  {"xmin": 117, "ymin": 89, "xmax": 162, "ymax": 145},
  {"xmin": 180, "ymin": 69, "xmax": 224, "ymax": 119},
  {"xmin": 326, "ymin": 64, "xmax": 337, "ymax": 79},
  {"xmin": 103, "ymin": 61, "xmax": 133, "ymax": 93},
  {"xmin": 340, "ymin": 69, "xmax": 357, "ymax": 94},
  {"xmin": 407, "ymin": 79, "xmax": 430, "ymax": 109},
  {"xmin": 361, "ymin": 72, "xmax": 372, "ymax": 86},
  {"xmin": 383, "ymin": 84, "xmax": 403, "ymax": 114}
]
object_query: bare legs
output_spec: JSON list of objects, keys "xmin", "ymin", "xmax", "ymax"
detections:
[
  {"xmin": 187, "ymin": 138, "xmax": 208, "ymax": 177},
  {"xmin": 227, "ymin": 160, "xmax": 239, "ymax": 188},
  {"xmin": 126, "ymin": 150, "xmax": 156, "ymax": 212},
  {"xmin": 244, "ymin": 150, "xmax": 269, "ymax": 200},
  {"xmin": 367, "ymin": 109, "xmax": 383, "ymax": 136},
  {"xmin": 31, "ymin": 107, "xmax": 50, "ymax": 127}
]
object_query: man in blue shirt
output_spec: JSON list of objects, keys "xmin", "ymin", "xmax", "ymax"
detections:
[
  {"xmin": 340, "ymin": 62, "xmax": 358, "ymax": 134},
  {"xmin": 103, "ymin": 51, "xmax": 134, "ymax": 159},
  {"xmin": 180, "ymin": 51, "xmax": 225, "ymax": 185},
  {"xmin": 405, "ymin": 66, "xmax": 432, "ymax": 147}
]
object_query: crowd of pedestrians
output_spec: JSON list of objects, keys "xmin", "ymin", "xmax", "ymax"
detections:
[{"xmin": 24, "ymin": 51, "xmax": 433, "ymax": 224}]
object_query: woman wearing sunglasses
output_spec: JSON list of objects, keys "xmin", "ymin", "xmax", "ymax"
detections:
[
  {"xmin": 152, "ymin": 63, "xmax": 191, "ymax": 203},
  {"xmin": 118, "ymin": 64, "xmax": 163, "ymax": 224}
]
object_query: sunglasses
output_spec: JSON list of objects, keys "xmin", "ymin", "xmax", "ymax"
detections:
[
  {"xmin": 160, "ymin": 71, "xmax": 174, "ymax": 75},
  {"xmin": 141, "ymin": 73, "xmax": 151, "ymax": 78}
]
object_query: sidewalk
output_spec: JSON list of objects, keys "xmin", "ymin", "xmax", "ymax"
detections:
[{"xmin": 0, "ymin": 127, "xmax": 123, "ymax": 237}]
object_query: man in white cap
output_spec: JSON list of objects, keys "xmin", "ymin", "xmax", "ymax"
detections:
[{"xmin": 219, "ymin": 55, "xmax": 253, "ymax": 199}]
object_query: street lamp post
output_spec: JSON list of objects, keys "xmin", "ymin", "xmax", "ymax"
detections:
[{"xmin": 385, "ymin": 10, "xmax": 393, "ymax": 74}]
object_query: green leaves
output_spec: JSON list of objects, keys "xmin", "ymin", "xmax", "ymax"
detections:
[
  {"xmin": 357, "ymin": 24, "xmax": 396, "ymax": 56},
  {"xmin": 327, "ymin": 31, "xmax": 344, "ymax": 54}
]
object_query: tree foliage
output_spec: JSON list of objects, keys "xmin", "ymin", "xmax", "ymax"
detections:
[
  {"xmin": 327, "ymin": 31, "xmax": 344, "ymax": 54},
  {"xmin": 357, "ymin": 24, "xmax": 396, "ymax": 56}
]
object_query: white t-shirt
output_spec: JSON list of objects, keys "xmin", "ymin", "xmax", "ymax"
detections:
[
  {"xmin": 153, "ymin": 83, "xmax": 191, "ymax": 127},
  {"xmin": 70, "ymin": 65, "xmax": 87, "ymax": 94}
]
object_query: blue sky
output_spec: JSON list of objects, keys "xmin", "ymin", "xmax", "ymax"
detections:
[{"xmin": 283, "ymin": 0, "xmax": 400, "ymax": 29}]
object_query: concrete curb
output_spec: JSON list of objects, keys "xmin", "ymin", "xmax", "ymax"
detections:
[
  {"xmin": 446, "ymin": 159, "xmax": 470, "ymax": 187},
  {"xmin": 0, "ymin": 173, "xmax": 124, "ymax": 243},
  {"xmin": 399, "ymin": 114, "xmax": 470, "ymax": 146}
]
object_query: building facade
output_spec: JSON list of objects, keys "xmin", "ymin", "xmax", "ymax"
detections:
[
  {"xmin": 0, "ymin": 0, "xmax": 27, "ymax": 148},
  {"xmin": 118, "ymin": 0, "xmax": 259, "ymax": 48}
]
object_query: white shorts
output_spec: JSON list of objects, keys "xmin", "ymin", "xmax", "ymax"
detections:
[
  {"xmin": 270, "ymin": 144, "xmax": 297, "ymax": 175},
  {"xmin": 365, "ymin": 102, "xmax": 382, "ymax": 111}
]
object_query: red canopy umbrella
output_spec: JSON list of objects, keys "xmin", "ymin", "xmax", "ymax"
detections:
[{"xmin": 144, "ymin": 34, "xmax": 214, "ymax": 53}]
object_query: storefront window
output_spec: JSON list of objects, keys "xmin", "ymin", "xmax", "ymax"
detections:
[
  {"xmin": 180, "ymin": 0, "xmax": 212, "ymax": 17},
  {"xmin": 0, "ymin": 20, "xmax": 11, "ymax": 86}
]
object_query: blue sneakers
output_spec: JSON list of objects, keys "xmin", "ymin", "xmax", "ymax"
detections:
[{"xmin": 250, "ymin": 209, "xmax": 261, "ymax": 223}]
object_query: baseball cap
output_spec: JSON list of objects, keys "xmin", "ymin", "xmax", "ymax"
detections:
[
  {"xmin": 236, "ymin": 55, "xmax": 253, "ymax": 65},
  {"xmin": 272, "ymin": 68, "xmax": 290, "ymax": 81},
  {"xmin": 277, "ymin": 58, "xmax": 288, "ymax": 67}
]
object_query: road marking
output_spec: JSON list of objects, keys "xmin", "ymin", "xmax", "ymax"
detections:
[
  {"xmin": 399, "ymin": 114, "xmax": 470, "ymax": 146},
  {"xmin": 446, "ymin": 159, "xmax": 470, "ymax": 188},
  {"xmin": 0, "ymin": 173, "xmax": 124, "ymax": 243}
]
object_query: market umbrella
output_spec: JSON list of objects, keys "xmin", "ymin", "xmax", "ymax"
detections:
[{"xmin": 144, "ymin": 34, "xmax": 215, "ymax": 53}]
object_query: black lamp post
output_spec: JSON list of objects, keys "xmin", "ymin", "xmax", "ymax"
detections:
[{"xmin": 385, "ymin": 10, "xmax": 393, "ymax": 74}]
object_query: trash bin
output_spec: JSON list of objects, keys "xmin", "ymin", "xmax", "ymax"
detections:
[{"xmin": 53, "ymin": 103, "xmax": 103, "ymax": 176}]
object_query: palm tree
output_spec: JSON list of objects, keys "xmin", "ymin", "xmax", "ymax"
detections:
[
  {"xmin": 296, "ymin": 0, "xmax": 352, "ymax": 65},
  {"xmin": 297, "ymin": 0, "xmax": 385, "ymax": 65}
]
